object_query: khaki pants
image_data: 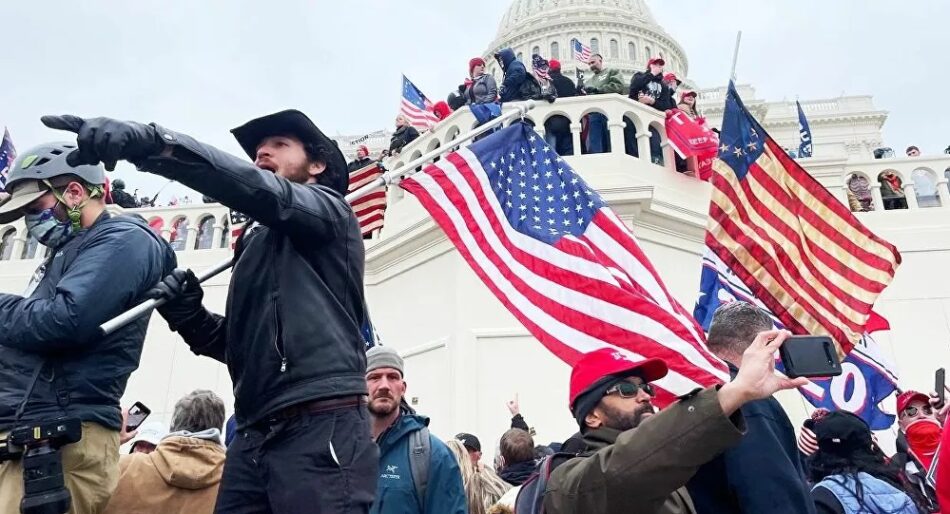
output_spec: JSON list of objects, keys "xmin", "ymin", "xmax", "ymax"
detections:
[{"xmin": 0, "ymin": 422, "xmax": 119, "ymax": 514}]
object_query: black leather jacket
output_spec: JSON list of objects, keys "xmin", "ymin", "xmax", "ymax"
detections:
[{"xmin": 136, "ymin": 126, "xmax": 368, "ymax": 429}]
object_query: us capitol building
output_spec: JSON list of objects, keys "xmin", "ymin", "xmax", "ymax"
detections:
[{"xmin": 1, "ymin": 0, "xmax": 948, "ymax": 451}]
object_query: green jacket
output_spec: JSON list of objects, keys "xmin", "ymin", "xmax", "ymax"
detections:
[
  {"xmin": 544, "ymin": 387, "xmax": 746, "ymax": 514},
  {"xmin": 585, "ymin": 68, "xmax": 626, "ymax": 95}
]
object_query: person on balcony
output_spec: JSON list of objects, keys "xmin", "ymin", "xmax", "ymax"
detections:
[
  {"xmin": 629, "ymin": 57, "xmax": 671, "ymax": 112},
  {"xmin": 495, "ymin": 48, "xmax": 537, "ymax": 103},
  {"xmin": 348, "ymin": 145, "xmax": 375, "ymax": 173},
  {"xmin": 678, "ymin": 90, "xmax": 700, "ymax": 120},
  {"xmin": 658, "ymin": 73, "xmax": 681, "ymax": 111},
  {"xmin": 878, "ymin": 171, "xmax": 908, "ymax": 210},
  {"xmin": 465, "ymin": 57, "xmax": 498, "ymax": 105},
  {"xmin": 580, "ymin": 53, "xmax": 625, "ymax": 154},
  {"xmin": 110, "ymin": 178, "xmax": 139, "ymax": 208},
  {"xmin": 847, "ymin": 174, "xmax": 874, "ymax": 212},
  {"xmin": 390, "ymin": 114, "xmax": 420, "ymax": 155},
  {"xmin": 432, "ymin": 101, "xmax": 453, "ymax": 121},
  {"xmin": 906, "ymin": 146, "xmax": 921, "ymax": 157},
  {"xmin": 544, "ymin": 59, "xmax": 577, "ymax": 156}
]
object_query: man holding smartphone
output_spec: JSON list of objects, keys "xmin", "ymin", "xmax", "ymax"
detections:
[{"xmin": 42, "ymin": 111, "xmax": 378, "ymax": 513}]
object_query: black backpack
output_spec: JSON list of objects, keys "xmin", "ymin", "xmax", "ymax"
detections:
[
  {"xmin": 513, "ymin": 453, "xmax": 576, "ymax": 514},
  {"xmin": 517, "ymin": 73, "xmax": 543, "ymax": 101}
]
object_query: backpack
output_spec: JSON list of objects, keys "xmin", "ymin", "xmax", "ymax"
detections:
[
  {"xmin": 409, "ymin": 426, "xmax": 431, "ymax": 511},
  {"xmin": 513, "ymin": 453, "xmax": 576, "ymax": 514},
  {"xmin": 517, "ymin": 73, "xmax": 543, "ymax": 101},
  {"xmin": 533, "ymin": 72, "xmax": 558, "ymax": 101}
]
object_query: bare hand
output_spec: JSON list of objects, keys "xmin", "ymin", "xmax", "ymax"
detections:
[
  {"xmin": 507, "ymin": 394, "xmax": 520, "ymax": 416},
  {"xmin": 119, "ymin": 407, "xmax": 137, "ymax": 445},
  {"xmin": 930, "ymin": 393, "xmax": 950, "ymax": 425},
  {"xmin": 719, "ymin": 330, "xmax": 809, "ymax": 415},
  {"xmin": 638, "ymin": 95, "xmax": 655, "ymax": 105}
]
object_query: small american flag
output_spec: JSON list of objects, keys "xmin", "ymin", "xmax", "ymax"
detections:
[
  {"xmin": 709, "ymin": 82, "xmax": 901, "ymax": 353},
  {"xmin": 348, "ymin": 163, "xmax": 387, "ymax": 237},
  {"xmin": 228, "ymin": 210, "xmax": 249, "ymax": 250},
  {"xmin": 572, "ymin": 39, "xmax": 591, "ymax": 63},
  {"xmin": 401, "ymin": 123, "xmax": 729, "ymax": 405},
  {"xmin": 0, "ymin": 128, "xmax": 17, "ymax": 193},
  {"xmin": 400, "ymin": 75, "xmax": 439, "ymax": 130}
]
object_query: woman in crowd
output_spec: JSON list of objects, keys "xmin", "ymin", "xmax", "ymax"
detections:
[
  {"xmin": 808, "ymin": 411, "xmax": 924, "ymax": 514},
  {"xmin": 465, "ymin": 57, "xmax": 498, "ymax": 105},
  {"xmin": 877, "ymin": 171, "xmax": 908, "ymax": 210},
  {"xmin": 446, "ymin": 439, "xmax": 511, "ymax": 514},
  {"xmin": 678, "ymin": 90, "xmax": 699, "ymax": 120},
  {"xmin": 389, "ymin": 114, "xmax": 420, "ymax": 155}
]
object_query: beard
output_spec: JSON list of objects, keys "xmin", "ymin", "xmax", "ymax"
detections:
[
  {"xmin": 368, "ymin": 392, "xmax": 400, "ymax": 417},
  {"xmin": 601, "ymin": 402, "xmax": 655, "ymax": 432},
  {"xmin": 276, "ymin": 160, "xmax": 314, "ymax": 184}
]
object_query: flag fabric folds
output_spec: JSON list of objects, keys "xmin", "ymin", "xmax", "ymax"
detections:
[
  {"xmin": 796, "ymin": 100, "xmax": 813, "ymax": 158},
  {"xmin": 572, "ymin": 40, "xmax": 591, "ymax": 63},
  {"xmin": 695, "ymin": 248, "xmax": 899, "ymax": 430},
  {"xmin": 0, "ymin": 128, "xmax": 17, "ymax": 192},
  {"xmin": 400, "ymin": 122, "xmax": 728, "ymax": 405},
  {"xmin": 708, "ymin": 82, "xmax": 901, "ymax": 354},
  {"xmin": 664, "ymin": 109, "xmax": 719, "ymax": 180},
  {"xmin": 400, "ymin": 75, "xmax": 440, "ymax": 130},
  {"xmin": 348, "ymin": 163, "xmax": 387, "ymax": 237}
]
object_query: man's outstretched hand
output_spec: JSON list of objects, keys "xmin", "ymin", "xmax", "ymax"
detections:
[
  {"xmin": 41, "ymin": 115, "xmax": 166, "ymax": 171},
  {"xmin": 718, "ymin": 330, "xmax": 810, "ymax": 416}
]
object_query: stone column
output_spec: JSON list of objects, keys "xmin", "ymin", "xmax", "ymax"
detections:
[
  {"xmin": 10, "ymin": 233, "xmax": 26, "ymax": 261},
  {"xmin": 570, "ymin": 123, "xmax": 583, "ymax": 156},
  {"xmin": 608, "ymin": 120, "xmax": 625, "ymax": 156},
  {"xmin": 869, "ymin": 184, "xmax": 884, "ymax": 212},
  {"xmin": 184, "ymin": 218, "xmax": 199, "ymax": 250},
  {"xmin": 212, "ymin": 223, "xmax": 225, "ymax": 249},
  {"xmin": 636, "ymin": 132, "xmax": 651, "ymax": 161},
  {"xmin": 902, "ymin": 184, "xmax": 919, "ymax": 209},
  {"xmin": 936, "ymin": 178, "xmax": 950, "ymax": 207},
  {"xmin": 661, "ymin": 141, "xmax": 676, "ymax": 170}
]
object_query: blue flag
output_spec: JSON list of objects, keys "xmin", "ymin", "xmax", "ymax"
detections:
[
  {"xmin": 796, "ymin": 100, "xmax": 813, "ymax": 158},
  {"xmin": 0, "ymin": 128, "xmax": 17, "ymax": 193},
  {"xmin": 695, "ymin": 248, "xmax": 898, "ymax": 430}
]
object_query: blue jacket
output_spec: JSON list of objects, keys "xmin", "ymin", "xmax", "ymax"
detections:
[
  {"xmin": 496, "ymin": 48, "xmax": 528, "ymax": 103},
  {"xmin": 371, "ymin": 412, "xmax": 467, "ymax": 514},
  {"xmin": 687, "ymin": 365, "xmax": 816, "ymax": 514},
  {"xmin": 0, "ymin": 213, "xmax": 176, "ymax": 431},
  {"xmin": 813, "ymin": 472, "xmax": 920, "ymax": 514}
]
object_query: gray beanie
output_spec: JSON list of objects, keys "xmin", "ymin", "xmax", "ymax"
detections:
[{"xmin": 366, "ymin": 346, "xmax": 404, "ymax": 376}]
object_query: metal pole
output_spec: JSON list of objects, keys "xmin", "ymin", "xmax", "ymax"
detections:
[
  {"xmin": 98, "ymin": 101, "xmax": 537, "ymax": 336},
  {"xmin": 730, "ymin": 31, "xmax": 743, "ymax": 82}
]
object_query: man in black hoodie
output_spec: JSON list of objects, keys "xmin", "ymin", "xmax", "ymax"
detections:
[
  {"xmin": 544, "ymin": 58, "xmax": 577, "ymax": 155},
  {"xmin": 498, "ymin": 428, "xmax": 537, "ymax": 486}
]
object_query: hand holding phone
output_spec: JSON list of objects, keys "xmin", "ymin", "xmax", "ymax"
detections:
[
  {"xmin": 779, "ymin": 335, "xmax": 842, "ymax": 379},
  {"xmin": 935, "ymin": 368, "xmax": 946, "ymax": 409},
  {"xmin": 125, "ymin": 402, "xmax": 151, "ymax": 432}
]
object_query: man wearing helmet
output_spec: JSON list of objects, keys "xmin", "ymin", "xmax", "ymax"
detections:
[
  {"xmin": 109, "ymin": 178, "xmax": 138, "ymax": 208},
  {"xmin": 0, "ymin": 143, "xmax": 177, "ymax": 513},
  {"xmin": 42, "ymin": 110, "xmax": 378, "ymax": 513}
]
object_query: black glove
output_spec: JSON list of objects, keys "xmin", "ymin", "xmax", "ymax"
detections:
[
  {"xmin": 147, "ymin": 269, "xmax": 204, "ymax": 330},
  {"xmin": 40, "ymin": 115, "xmax": 166, "ymax": 171}
]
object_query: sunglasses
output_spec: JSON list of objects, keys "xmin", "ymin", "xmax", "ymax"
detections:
[
  {"xmin": 605, "ymin": 381, "xmax": 655, "ymax": 399},
  {"xmin": 902, "ymin": 405, "xmax": 933, "ymax": 419}
]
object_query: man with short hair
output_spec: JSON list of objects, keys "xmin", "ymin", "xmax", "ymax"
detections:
[
  {"xmin": 581, "ymin": 54, "xmax": 625, "ymax": 153},
  {"xmin": 907, "ymin": 145, "xmax": 921, "ymax": 157},
  {"xmin": 366, "ymin": 346, "xmax": 466, "ymax": 514},
  {"xmin": 0, "ymin": 141, "xmax": 176, "ymax": 514},
  {"xmin": 498, "ymin": 429, "xmax": 536, "ymax": 487},
  {"xmin": 455, "ymin": 432, "xmax": 482, "ymax": 467},
  {"xmin": 686, "ymin": 302, "xmax": 816, "ymax": 514},
  {"xmin": 103, "ymin": 390, "xmax": 227, "ymax": 514},
  {"xmin": 543, "ymin": 330, "xmax": 808, "ymax": 513},
  {"xmin": 43, "ymin": 109, "xmax": 378, "ymax": 513},
  {"xmin": 348, "ymin": 145, "xmax": 374, "ymax": 173}
]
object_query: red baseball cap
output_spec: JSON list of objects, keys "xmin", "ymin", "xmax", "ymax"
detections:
[
  {"xmin": 648, "ymin": 57, "xmax": 665, "ymax": 66},
  {"xmin": 549, "ymin": 58, "xmax": 561, "ymax": 72},
  {"xmin": 680, "ymin": 90, "xmax": 697, "ymax": 101},
  {"xmin": 897, "ymin": 390, "xmax": 930, "ymax": 413},
  {"xmin": 569, "ymin": 348, "xmax": 668, "ymax": 408}
]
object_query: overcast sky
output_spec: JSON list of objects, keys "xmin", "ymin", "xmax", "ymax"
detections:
[{"xmin": 2, "ymin": 1, "xmax": 947, "ymax": 202}]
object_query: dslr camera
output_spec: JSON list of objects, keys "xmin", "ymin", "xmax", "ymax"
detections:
[{"xmin": 0, "ymin": 417, "xmax": 82, "ymax": 514}]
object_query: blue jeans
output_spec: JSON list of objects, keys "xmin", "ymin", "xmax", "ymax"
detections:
[{"xmin": 586, "ymin": 113, "xmax": 608, "ymax": 154}]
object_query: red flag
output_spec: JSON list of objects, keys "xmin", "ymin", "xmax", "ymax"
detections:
[{"xmin": 665, "ymin": 109, "xmax": 719, "ymax": 179}]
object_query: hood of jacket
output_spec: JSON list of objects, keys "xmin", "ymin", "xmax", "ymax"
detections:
[
  {"xmin": 497, "ymin": 48, "xmax": 516, "ymax": 70},
  {"xmin": 151, "ymin": 436, "xmax": 226, "ymax": 490},
  {"xmin": 500, "ymin": 459, "xmax": 537, "ymax": 486},
  {"xmin": 378, "ymin": 410, "xmax": 430, "ymax": 453}
]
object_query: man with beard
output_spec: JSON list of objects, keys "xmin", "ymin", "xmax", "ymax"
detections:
[
  {"xmin": 42, "ymin": 110, "xmax": 378, "ymax": 513},
  {"xmin": 893, "ymin": 390, "xmax": 948, "ymax": 511},
  {"xmin": 365, "ymin": 346, "xmax": 466, "ymax": 514},
  {"xmin": 543, "ymin": 330, "xmax": 809, "ymax": 514}
]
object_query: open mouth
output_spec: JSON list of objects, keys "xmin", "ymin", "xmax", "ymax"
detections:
[{"xmin": 257, "ymin": 161, "xmax": 278, "ymax": 173}]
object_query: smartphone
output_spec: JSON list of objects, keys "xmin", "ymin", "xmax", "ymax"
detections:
[
  {"xmin": 125, "ymin": 402, "xmax": 151, "ymax": 432},
  {"xmin": 779, "ymin": 335, "xmax": 842, "ymax": 378},
  {"xmin": 936, "ymin": 368, "xmax": 946, "ymax": 408}
]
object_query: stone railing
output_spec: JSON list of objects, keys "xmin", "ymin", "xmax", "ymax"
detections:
[{"xmin": 807, "ymin": 155, "xmax": 950, "ymax": 212}]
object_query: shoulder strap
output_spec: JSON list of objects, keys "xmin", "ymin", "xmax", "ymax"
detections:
[{"xmin": 409, "ymin": 426, "xmax": 431, "ymax": 511}]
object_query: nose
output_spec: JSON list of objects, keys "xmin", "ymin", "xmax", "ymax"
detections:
[
  {"xmin": 255, "ymin": 146, "xmax": 272, "ymax": 163},
  {"xmin": 636, "ymin": 388, "xmax": 653, "ymax": 403}
]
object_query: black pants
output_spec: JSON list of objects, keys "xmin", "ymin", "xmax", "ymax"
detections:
[{"xmin": 214, "ymin": 404, "xmax": 378, "ymax": 514}]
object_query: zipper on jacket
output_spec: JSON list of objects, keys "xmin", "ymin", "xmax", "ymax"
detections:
[{"xmin": 273, "ymin": 301, "xmax": 287, "ymax": 373}]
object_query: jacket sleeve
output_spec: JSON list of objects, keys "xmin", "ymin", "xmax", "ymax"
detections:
[
  {"xmin": 406, "ymin": 127, "xmax": 420, "ymax": 144},
  {"xmin": 936, "ymin": 421, "xmax": 950, "ymax": 512},
  {"xmin": 135, "ymin": 127, "xmax": 352, "ymax": 243},
  {"xmin": 602, "ymin": 70, "xmax": 626, "ymax": 95},
  {"xmin": 628, "ymin": 72, "xmax": 647, "ymax": 99},
  {"xmin": 426, "ymin": 438, "xmax": 468, "ymax": 514},
  {"xmin": 174, "ymin": 308, "xmax": 228, "ymax": 364},
  {"xmin": 511, "ymin": 414, "xmax": 530, "ymax": 431},
  {"xmin": 545, "ymin": 387, "xmax": 745, "ymax": 513},
  {"xmin": 0, "ymin": 228, "xmax": 164, "ymax": 352},
  {"xmin": 500, "ymin": 64, "xmax": 526, "ymax": 102}
]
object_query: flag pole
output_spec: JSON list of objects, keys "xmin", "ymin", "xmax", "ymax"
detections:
[
  {"xmin": 98, "ymin": 100, "xmax": 538, "ymax": 336},
  {"xmin": 729, "ymin": 31, "xmax": 742, "ymax": 82}
]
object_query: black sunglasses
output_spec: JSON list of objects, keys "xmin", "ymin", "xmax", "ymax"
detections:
[
  {"xmin": 902, "ymin": 405, "xmax": 933, "ymax": 419},
  {"xmin": 605, "ymin": 381, "xmax": 655, "ymax": 399}
]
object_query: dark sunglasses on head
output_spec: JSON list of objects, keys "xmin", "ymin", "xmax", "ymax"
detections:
[
  {"xmin": 605, "ymin": 381, "xmax": 655, "ymax": 399},
  {"xmin": 902, "ymin": 405, "xmax": 933, "ymax": 418}
]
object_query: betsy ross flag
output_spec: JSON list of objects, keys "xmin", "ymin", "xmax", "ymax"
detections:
[
  {"xmin": 0, "ymin": 128, "xmax": 17, "ymax": 192},
  {"xmin": 572, "ymin": 39, "xmax": 591, "ymax": 63},
  {"xmin": 401, "ymin": 123, "xmax": 729, "ymax": 405},
  {"xmin": 400, "ymin": 75, "xmax": 440, "ymax": 130},
  {"xmin": 348, "ymin": 163, "xmax": 387, "ymax": 237},
  {"xmin": 708, "ymin": 82, "xmax": 900, "ymax": 354}
]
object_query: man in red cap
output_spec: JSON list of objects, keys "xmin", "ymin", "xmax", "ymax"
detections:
[
  {"xmin": 42, "ymin": 110, "xmax": 378, "ymax": 513},
  {"xmin": 893, "ymin": 389, "xmax": 949, "ymax": 510},
  {"xmin": 348, "ymin": 144, "xmax": 374, "ymax": 173},
  {"xmin": 543, "ymin": 330, "xmax": 808, "ymax": 514},
  {"xmin": 629, "ymin": 56, "xmax": 672, "ymax": 112}
]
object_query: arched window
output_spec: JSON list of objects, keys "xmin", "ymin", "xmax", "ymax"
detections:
[
  {"xmin": 644, "ymin": 46, "xmax": 652, "ymax": 60},
  {"xmin": 847, "ymin": 174, "xmax": 873, "ymax": 212},
  {"xmin": 0, "ymin": 229, "xmax": 16, "ymax": 261},
  {"xmin": 590, "ymin": 38, "xmax": 599, "ymax": 54},
  {"xmin": 550, "ymin": 41, "xmax": 560, "ymax": 60},
  {"xmin": 195, "ymin": 215, "xmax": 216, "ymax": 250},
  {"xmin": 21, "ymin": 235, "xmax": 39, "ymax": 260},
  {"xmin": 532, "ymin": 46, "xmax": 540, "ymax": 57},
  {"xmin": 912, "ymin": 169, "xmax": 941, "ymax": 207},
  {"xmin": 628, "ymin": 42, "xmax": 637, "ymax": 61},
  {"xmin": 169, "ymin": 217, "xmax": 189, "ymax": 251},
  {"xmin": 609, "ymin": 39, "xmax": 619, "ymax": 59}
]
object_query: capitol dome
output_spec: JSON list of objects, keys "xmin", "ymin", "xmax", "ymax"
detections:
[{"xmin": 485, "ymin": 0, "xmax": 688, "ymax": 80}]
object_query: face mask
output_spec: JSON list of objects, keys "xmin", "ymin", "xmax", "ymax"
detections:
[
  {"xmin": 25, "ymin": 207, "xmax": 75, "ymax": 249},
  {"xmin": 905, "ymin": 418, "xmax": 941, "ymax": 468}
]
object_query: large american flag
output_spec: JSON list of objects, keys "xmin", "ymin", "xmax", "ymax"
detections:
[
  {"xmin": 0, "ymin": 128, "xmax": 17, "ymax": 192},
  {"xmin": 348, "ymin": 163, "xmax": 387, "ymax": 237},
  {"xmin": 572, "ymin": 39, "xmax": 591, "ymax": 64},
  {"xmin": 708, "ymin": 82, "xmax": 901, "ymax": 354},
  {"xmin": 401, "ymin": 123, "xmax": 729, "ymax": 404},
  {"xmin": 400, "ymin": 75, "xmax": 439, "ymax": 130}
]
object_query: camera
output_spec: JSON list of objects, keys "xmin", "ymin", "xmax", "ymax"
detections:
[{"xmin": 0, "ymin": 417, "xmax": 82, "ymax": 514}]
